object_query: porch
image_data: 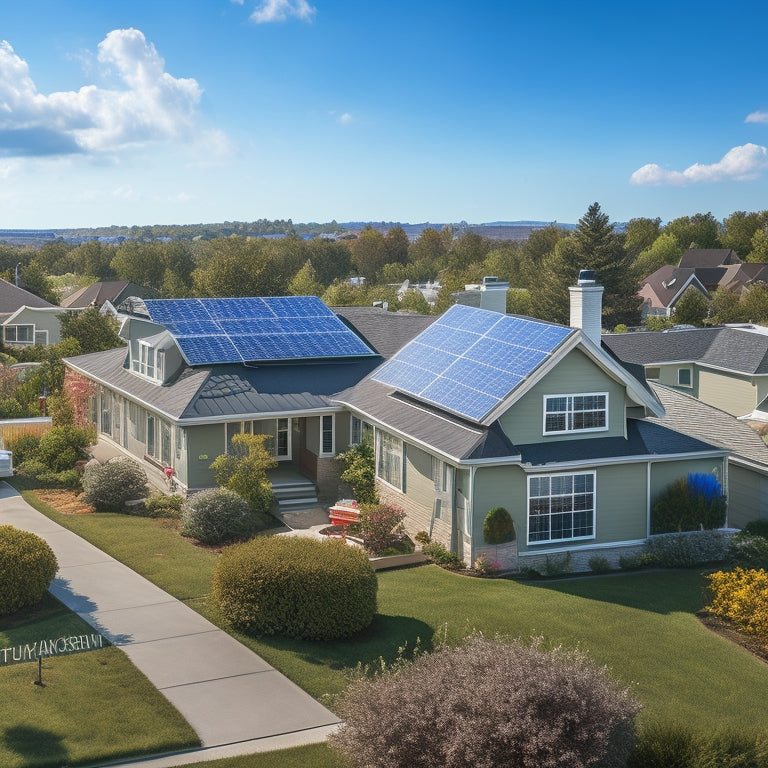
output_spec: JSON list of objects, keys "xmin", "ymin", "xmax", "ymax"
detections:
[{"xmin": 268, "ymin": 465, "xmax": 319, "ymax": 510}]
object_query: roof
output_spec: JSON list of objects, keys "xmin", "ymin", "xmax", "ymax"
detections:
[
  {"xmin": 648, "ymin": 383, "xmax": 768, "ymax": 467},
  {"xmin": 332, "ymin": 306, "xmax": 436, "ymax": 359},
  {"xmin": 61, "ymin": 281, "xmax": 159, "ymax": 309},
  {"xmin": 0, "ymin": 278, "xmax": 56, "ymax": 315},
  {"xmin": 640, "ymin": 266, "xmax": 706, "ymax": 309},
  {"xmin": 679, "ymin": 248, "xmax": 741, "ymax": 269},
  {"xmin": 603, "ymin": 327, "xmax": 768, "ymax": 376}
]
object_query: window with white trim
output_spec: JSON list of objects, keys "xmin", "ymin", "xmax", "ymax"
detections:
[
  {"xmin": 133, "ymin": 341, "xmax": 165, "ymax": 382},
  {"xmin": 275, "ymin": 417, "xmax": 290, "ymax": 458},
  {"xmin": 528, "ymin": 472, "xmax": 595, "ymax": 544},
  {"xmin": 34, "ymin": 330, "xmax": 48, "ymax": 346},
  {"xmin": 677, "ymin": 367, "xmax": 692, "ymax": 387},
  {"xmin": 320, "ymin": 414, "xmax": 334, "ymax": 456},
  {"xmin": 350, "ymin": 415, "xmax": 372, "ymax": 445},
  {"xmin": 4, "ymin": 325, "xmax": 34, "ymax": 344},
  {"xmin": 376, "ymin": 430, "xmax": 403, "ymax": 490},
  {"xmin": 544, "ymin": 393, "xmax": 608, "ymax": 435}
]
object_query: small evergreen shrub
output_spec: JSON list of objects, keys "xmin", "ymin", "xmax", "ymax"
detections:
[
  {"xmin": 137, "ymin": 494, "xmax": 185, "ymax": 519},
  {"xmin": 331, "ymin": 635, "xmax": 640, "ymax": 768},
  {"xmin": 36, "ymin": 425, "xmax": 91, "ymax": 472},
  {"xmin": 357, "ymin": 502, "xmax": 406, "ymax": 555},
  {"xmin": 335, "ymin": 437, "xmax": 378, "ymax": 504},
  {"xmin": 482, "ymin": 506, "xmax": 515, "ymax": 544},
  {"xmin": 6, "ymin": 432, "xmax": 40, "ymax": 465},
  {"xmin": 743, "ymin": 519, "xmax": 768, "ymax": 539},
  {"xmin": 729, "ymin": 532, "xmax": 768, "ymax": 569},
  {"xmin": 16, "ymin": 458, "xmax": 50, "ymax": 480},
  {"xmin": 82, "ymin": 457, "xmax": 148, "ymax": 512},
  {"xmin": 0, "ymin": 525, "xmax": 58, "ymax": 615},
  {"xmin": 645, "ymin": 530, "xmax": 730, "ymax": 567},
  {"xmin": 414, "ymin": 530, "xmax": 431, "ymax": 546},
  {"xmin": 47, "ymin": 468, "xmax": 82, "ymax": 490},
  {"xmin": 213, "ymin": 536, "xmax": 377, "ymax": 640},
  {"xmin": 588, "ymin": 555, "xmax": 611, "ymax": 574},
  {"xmin": 422, "ymin": 540, "xmax": 465, "ymax": 569},
  {"xmin": 180, "ymin": 488, "xmax": 265, "ymax": 544},
  {"xmin": 651, "ymin": 473, "xmax": 726, "ymax": 534}
]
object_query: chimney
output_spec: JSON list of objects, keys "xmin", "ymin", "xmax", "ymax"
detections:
[{"xmin": 568, "ymin": 269, "xmax": 604, "ymax": 345}]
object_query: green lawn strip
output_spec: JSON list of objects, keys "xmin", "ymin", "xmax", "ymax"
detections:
[
  {"xmin": 182, "ymin": 743, "xmax": 348, "ymax": 768},
  {"xmin": 0, "ymin": 596, "xmax": 199, "ymax": 768}
]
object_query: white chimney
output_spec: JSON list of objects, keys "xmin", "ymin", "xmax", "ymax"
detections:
[{"xmin": 569, "ymin": 270, "xmax": 604, "ymax": 345}]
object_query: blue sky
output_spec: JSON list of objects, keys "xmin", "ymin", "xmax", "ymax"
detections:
[{"xmin": 2, "ymin": 0, "xmax": 768, "ymax": 228}]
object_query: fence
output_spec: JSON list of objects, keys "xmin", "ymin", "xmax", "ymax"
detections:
[{"xmin": 0, "ymin": 417, "xmax": 53, "ymax": 449}]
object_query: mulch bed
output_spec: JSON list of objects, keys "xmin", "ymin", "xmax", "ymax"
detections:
[
  {"xmin": 36, "ymin": 488, "xmax": 94, "ymax": 515},
  {"xmin": 697, "ymin": 610, "xmax": 768, "ymax": 664}
]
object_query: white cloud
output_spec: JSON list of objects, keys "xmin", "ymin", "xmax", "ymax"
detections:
[
  {"xmin": 0, "ymin": 29, "xmax": 204, "ymax": 158},
  {"xmin": 746, "ymin": 111, "xmax": 768, "ymax": 124},
  {"xmin": 630, "ymin": 143, "xmax": 768, "ymax": 186},
  {"xmin": 338, "ymin": 112, "xmax": 352, "ymax": 125},
  {"xmin": 250, "ymin": 0, "xmax": 316, "ymax": 23}
]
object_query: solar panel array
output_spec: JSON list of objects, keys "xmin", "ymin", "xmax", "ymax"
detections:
[
  {"xmin": 372, "ymin": 304, "xmax": 573, "ymax": 422},
  {"xmin": 143, "ymin": 296, "xmax": 376, "ymax": 365}
]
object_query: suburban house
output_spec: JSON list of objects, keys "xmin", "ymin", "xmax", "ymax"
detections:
[
  {"xmin": 639, "ymin": 248, "xmax": 768, "ymax": 318},
  {"xmin": 61, "ymin": 280, "xmax": 160, "ymax": 310},
  {"xmin": 334, "ymin": 274, "xmax": 728, "ymax": 571},
  {"xmin": 603, "ymin": 324, "xmax": 768, "ymax": 420},
  {"xmin": 0, "ymin": 278, "xmax": 67, "ymax": 348}
]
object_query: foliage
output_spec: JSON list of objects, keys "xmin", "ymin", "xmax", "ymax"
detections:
[
  {"xmin": 287, "ymin": 259, "xmax": 324, "ymax": 297},
  {"xmin": 722, "ymin": 209, "xmax": 768, "ymax": 256},
  {"xmin": 48, "ymin": 391, "xmax": 75, "ymax": 426},
  {"xmin": 20, "ymin": 260, "xmax": 60, "ymax": 304},
  {"xmin": 357, "ymin": 502, "xmax": 407, "ymax": 556},
  {"xmin": 138, "ymin": 494, "xmax": 185, "ymax": 519},
  {"xmin": 709, "ymin": 287, "xmax": 744, "ymax": 324},
  {"xmin": 330, "ymin": 635, "xmax": 640, "ymax": 768},
  {"xmin": 646, "ymin": 315, "xmax": 675, "ymax": 331},
  {"xmin": 350, "ymin": 226, "xmax": 389, "ymax": 280},
  {"xmin": 334, "ymin": 437, "xmax": 378, "ymax": 504},
  {"xmin": 5, "ymin": 432, "xmax": 40, "ymax": 465},
  {"xmin": 707, "ymin": 567, "xmax": 768, "ymax": 646},
  {"xmin": 627, "ymin": 721, "xmax": 700, "ymax": 768},
  {"xmin": 82, "ymin": 457, "xmax": 148, "ymax": 512},
  {"xmin": 543, "ymin": 551, "xmax": 572, "ymax": 576},
  {"xmin": 36, "ymin": 425, "xmax": 92, "ymax": 472},
  {"xmin": 589, "ymin": 555, "xmax": 612, "ymax": 574},
  {"xmin": 619, "ymin": 552, "xmax": 659, "ymax": 570},
  {"xmin": 729, "ymin": 532, "xmax": 768, "ymax": 569},
  {"xmin": 634, "ymin": 232, "xmax": 683, "ymax": 277},
  {"xmin": 651, "ymin": 473, "xmax": 726, "ymax": 534},
  {"xmin": 743, "ymin": 519, "xmax": 768, "ymax": 539},
  {"xmin": 482, "ymin": 506, "xmax": 515, "ymax": 544},
  {"xmin": 209, "ymin": 433, "xmax": 276, "ymax": 514},
  {"xmin": 0, "ymin": 525, "xmax": 58, "ymax": 615},
  {"xmin": 213, "ymin": 536, "xmax": 377, "ymax": 640},
  {"xmin": 414, "ymin": 530, "xmax": 431, "ymax": 545},
  {"xmin": 645, "ymin": 530, "xmax": 730, "ymax": 567},
  {"xmin": 672, "ymin": 287, "xmax": 709, "ymax": 327},
  {"xmin": 472, "ymin": 554, "xmax": 501, "ymax": 576},
  {"xmin": 663, "ymin": 212, "xmax": 722, "ymax": 251},
  {"xmin": 63, "ymin": 368, "xmax": 98, "ymax": 427},
  {"xmin": 59, "ymin": 307, "xmax": 124, "ymax": 353},
  {"xmin": 180, "ymin": 487, "xmax": 267, "ymax": 545},
  {"xmin": 422, "ymin": 540, "xmax": 465, "ymax": 569},
  {"xmin": 398, "ymin": 287, "xmax": 431, "ymax": 314}
]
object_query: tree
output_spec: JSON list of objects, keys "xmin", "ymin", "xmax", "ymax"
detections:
[
  {"xmin": 192, "ymin": 236, "xmax": 276, "ymax": 297},
  {"xmin": 69, "ymin": 240, "xmax": 116, "ymax": 279},
  {"xmin": 408, "ymin": 227, "xmax": 446, "ymax": 271},
  {"xmin": 634, "ymin": 233, "xmax": 684, "ymax": 278},
  {"xmin": 672, "ymin": 287, "xmax": 709, "ymax": 327},
  {"xmin": 663, "ymin": 213, "xmax": 722, "ymax": 250},
  {"xmin": 288, "ymin": 260, "xmax": 324, "ymax": 297},
  {"xmin": 210, "ymin": 433, "xmax": 276, "ymax": 514},
  {"xmin": 739, "ymin": 283, "xmax": 768, "ymax": 323},
  {"xmin": 722, "ymin": 210, "xmax": 768, "ymax": 256},
  {"xmin": 383, "ymin": 226, "xmax": 409, "ymax": 266},
  {"xmin": 20, "ymin": 261, "xmax": 59, "ymax": 304},
  {"xmin": 350, "ymin": 226, "xmax": 388, "ymax": 280},
  {"xmin": 624, "ymin": 217, "xmax": 662, "ymax": 260},
  {"xmin": 398, "ymin": 288, "xmax": 430, "ymax": 314},
  {"xmin": 447, "ymin": 232, "xmax": 489, "ymax": 270},
  {"xmin": 747, "ymin": 227, "xmax": 768, "ymax": 262},
  {"xmin": 709, "ymin": 288, "xmax": 743, "ymax": 324},
  {"xmin": 335, "ymin": 437, "xmax": 377, "ymax": 504},
  {"xmin": 521, "ymin": 224, "xmax": 568, "ymax": 264},
  {"xmin": 60, "ymin": 307, "xmax": 124, "ymax": 354}
]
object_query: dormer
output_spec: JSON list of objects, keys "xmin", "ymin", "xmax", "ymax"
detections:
[{"xmin": 128, "ymin": 330, "xmax": 183, "ymax": 385}]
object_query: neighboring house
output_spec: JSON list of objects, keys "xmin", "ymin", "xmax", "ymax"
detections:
[
  {"xmin": 62, "ymin": 296, "xmax": 391, "ymax": 502},
  {"xmin": 61, "ymin": 280, "xmax": 160, "ymax": 310},
  {"xmin": 603, "ymin": 325, "xmax": 768, "ymax": 420},
  {"xmin": 639, "ymin": 248, "xmax": 768, "ymax": 318},
  {"xmin": 0, "ymin": 278, "xmax": 68, "ymax": 348},
  {"xmin": 334, "ymin": 276, "xmax": 727, "ymax": 571},
  {"xmin": 648, "ymin": 383, "xmax": 768, "ymax": 529}
]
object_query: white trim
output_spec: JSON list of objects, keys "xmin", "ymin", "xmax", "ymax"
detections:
[
  {"xmin": 527, "ymin": 469, "xmax": 596, "ymax": 546},
  {"xmin": 2, "ymin": 305, "xmax": 69, "ymax": 325},
  {"xmin": 519, "ymin": 449, "xmax": 728, "ymax": 472},
  {"xmin": 542, "ymin": 392, "xmax": 609, "ymax": 435},
  {"xmin": 375, "ymin": 428, "xmax": 404, "ymax": 491},
  {"xmin": 677, "ymin": 366, "xmax": 693, "ymax": 388},
  {"xmin": 319, "ymin": 413, "xmax": 335, "ymax": 457},
  {"xmin": 518, "ymin": 538, "xmax": 647, "ymax": 557}
]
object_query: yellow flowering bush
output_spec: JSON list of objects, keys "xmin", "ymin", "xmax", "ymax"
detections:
[{"xmin": 706, "ymin": 567, "xmax": 768, "ymax": 645}]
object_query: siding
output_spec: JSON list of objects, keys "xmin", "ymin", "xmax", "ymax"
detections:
[
  {"xmin": 499, "ymin": 349, "xmax": 627, "ymax": 445},
  {"xmin": 728, "ymin": 463, "xmax": 768, "ymax": 528},
  {"xmin": 698, "ymin": 369, "xmax": 756, "ymax": 417},
  {"xmin": 650, "ymin": 457, "xmax": 725, "ymax": 502},
  {"xmin": 647, "ymin": 363, "xmax": 696, "ymax": 393},
  {"xmin": 186, "ymin": 424, "xmax": 224, "ymax": 489}
]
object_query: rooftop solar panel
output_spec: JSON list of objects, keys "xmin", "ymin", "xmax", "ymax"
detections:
[
  {"xmin": 371, "ymin": 304, "xmax": 573, "ymax": 422},
  {"xmin": 143, "ymin": 296, "xmax": 376, "ymax": 366}
]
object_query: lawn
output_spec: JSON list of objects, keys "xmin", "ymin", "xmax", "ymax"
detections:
[{"xmin": 0, "ymin": 594, "xmax": 199, "ymax": 767}]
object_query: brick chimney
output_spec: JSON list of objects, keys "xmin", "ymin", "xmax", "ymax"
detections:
[{"xmin": 568, "ymin": 270, "xmax": 603, "ymax": 345}]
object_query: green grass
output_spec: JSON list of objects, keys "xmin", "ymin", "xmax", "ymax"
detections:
[{"xmin": 0, "ymin": 594, "xmax": 199, "ymax": 767}]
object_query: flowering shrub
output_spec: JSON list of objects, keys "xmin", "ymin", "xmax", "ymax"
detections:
[
  {"xmin": 645, "ymin": 530, "xmax": 730, "ymax": 567},
  {"xmin": 707, "ymin": 567, "xmax": 768, "ymax": 646},
  {"xmin": 422, "ymin": 540, "xmax": 465, "ymax": 570},
  {"xmin": 357, "ymin": 502, "xmax": 407, "ymax": 556},
  {"xmin": 473, "ymin": 554, "xmax": 501, "ymax": 576},
  {"xmin": 651, "ymin": 473, "xmax": 726, "ymax": 534}
]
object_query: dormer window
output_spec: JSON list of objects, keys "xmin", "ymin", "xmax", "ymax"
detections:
[{"xmin": 134, "ymin": 340, "xmax": 164, "ymax": 383}]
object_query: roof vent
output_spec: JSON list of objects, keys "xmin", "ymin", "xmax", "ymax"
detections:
[{"xmin": 577, "ymin": 269, "xmax": 596, "ymax": 286}]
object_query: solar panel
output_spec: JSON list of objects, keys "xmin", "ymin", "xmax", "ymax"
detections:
[
  {"xmin": 372, "ymin": 304, "xmax": 573, "ymax": 422},
  {"xmin": 143, "ymin": 296, "xmax": 376, "ymax": 366}
]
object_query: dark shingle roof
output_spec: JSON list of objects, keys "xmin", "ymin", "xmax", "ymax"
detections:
[
  {"xmin": 679, "ymin": 248, "xmax": 741, "ymax": 269},
  {"xmin": 61, "ymin": 281, "xmax": 160, "ymax": 309},
  {"xmin": 641, "ymin": 266, "xmax": 704, "ymax": 308},
  {"xmin": 0, "ymin": 278, "xmax": 56, "ymax": 314}
]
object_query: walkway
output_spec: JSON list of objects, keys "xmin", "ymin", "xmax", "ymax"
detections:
[{"xmin": 0, "ymin": 483, "xmax": 341, "ymax": 766}]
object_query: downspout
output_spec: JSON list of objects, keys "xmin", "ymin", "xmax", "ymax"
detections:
[
  {"xmin": 722, "ymin": 456, "xmax": 729, "ymax": 528},
  {"xmin": 468, "ymin": 465, "xmax": 476, "ymax": 564},
  {"xmin": 646, "ymin": 460, "xmax": 652, "ymax": 539}
]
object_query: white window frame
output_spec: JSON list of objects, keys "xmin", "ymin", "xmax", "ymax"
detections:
[
  {"xmin": 543, "ymin": 393, "xmax": 609, "ymax": 435},
  {"xmin": 677, "ymin": 367, "xmax": 692, "ymax": 388},
  {"xmin": 527, "ymin": 471, "xmax": 596, "ymax": 545},
  {"xmin": 376, "ymin": 430, "xmax": 404, "ymax": 490},
  {"xmin": 4, "ymin": 324, "xmax": 34, "ymax": 344},
  {"xmin": 320, "ymin": 414, "xmax": 335, "ymax": 457},
  {"xmin": 34, "ymin": 329, "xmax": 48, "ymax": 346},
  {"xmin": 134, "ymin": 340, "xmax": 164, "ymax": 383},
  {"xmin": 275, "ymin": 417, "xmax": 291, "ymax": 460}
]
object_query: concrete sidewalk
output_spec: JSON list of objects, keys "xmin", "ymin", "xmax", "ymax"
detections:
[{"xmin": 0, "ymin": 483, "xmax": 340, "ymax": 765}]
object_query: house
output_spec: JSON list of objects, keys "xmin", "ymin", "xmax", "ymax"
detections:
[
  {"xmin": 639, "ymin": 248, "xmax": 768, "ymax": 318},
  {"xmin": 62, "ymin": 296, "xmax": 395, "ymax": 503},
  {"xmin": 602, "ymin": 325, "xmax": 768, "ymax": 420},
  {"xmin": 0, "ymin": 278, "xmax": 68, "ymax": 348},
  {"xmin": 334, "ymin": 274, "xmax": 727, "ymax": 571},
  {"xmin": 61, "ymin": 280, "xmax": 160, "ymax": 310}
]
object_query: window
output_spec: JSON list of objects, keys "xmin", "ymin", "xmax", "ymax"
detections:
[
  {"xmin": 646, "ymin": 367, "xmax": 661, "ymax": 380},
  {"xmin": 376, "ymin": 431, "xmax": 403, "ymax": 490},
  {"xmin": 136, "ymin": 341, "xmax": 165, "ymax": 382},
  {"xmin": 34, "ymin": 330, "xmax": 48, "ymax": 346},
  {"xmin": 275, "ymin": 417, "xmax": 290, "ymax": 458},
  {"xmin": 320, "ymin": 414, "xmax": 334, "ymax": 456},
  {"xmin": 544, "ymin": 393, "xmax": 608, "ymax": 434},
  {"xmin": 4, "ymin": 325, "xmax": 34, "ymax": 344},
  {"xmin": 146, "ymin": 414, "xmax": 157, "ymax": 458},
  {"xmin": 528, "ymin": 472, "xmax": 595, "ymax": 544},
  {"xmin": 678, "ymin": 367, "xmax": 692, "ymax": 387},
  {"xmin": 350, "ymin": 415, "xmax": 362, "ymax": 445},
  {"xmin": 156, "ymin": 349, "xmax": 165, "ymax": 382},
  {"xmin": 431, "ymin": 457, "xmax": 451, "ymax": 493}
]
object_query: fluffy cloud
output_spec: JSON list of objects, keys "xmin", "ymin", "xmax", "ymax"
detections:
[
  {"xmin": 630, "ymin": 143, "xmax": 768, "ymax": 186},
  {"xmin": 0, "ymin": 29, "xmax": 202, "ymax": 157},
  {"xmin": 746, "ymin": 111, "xmax": 768, "ymax": 124},
  {"xmin": 250, "ymin": 0, "xmax": 316, "ymax": 23}
]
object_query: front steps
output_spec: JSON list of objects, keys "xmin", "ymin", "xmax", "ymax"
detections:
[{"xmin": 272, "ymin": 477, "xmax": 318, "ymax": 510}]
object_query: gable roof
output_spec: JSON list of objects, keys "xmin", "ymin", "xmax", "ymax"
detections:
[
  {"xmin": 679, "ymin": 248, "xmax": 741, "ymax": 269},
  {"xmin": 61, "ymin": 281, "xmax": 160, "ymax": 309},
  {"xmin": 0, "ymin": 278, "xmax": 56, "ymax": 316},
  {"xmin": 640, "ymin": 265, "xmax": 708, "ymax": 309},
  {"xmin": 603, "ymin": 327, "xmax": 768, "ymax": 376}
]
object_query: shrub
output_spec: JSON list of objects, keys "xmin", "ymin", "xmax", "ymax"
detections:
[
  {"xmin": 589, "ymin": 555, "xmax": 611, "ymax": 574},
  {"xmin": 0, "ymin": 525, "xmax": 58, "ymax": 615},
  {"xmin": 482, "ymin": 506, "xmax": 515, "ymax": 544},
  {"xmin": 706, "ymin": 567, "xmax": 768, "ymax": 645},
  {"xmin": 357, "ymin": 502, "xmax": 406, "ymax": 555},
  {"xmin": 335, "ymin": 437, "xmax": 378, "ymax": 504},
  {"xmin": 331, "ymin": 635, "xmax": 640, "ymax": 768},
  {"xmin": 414, "ymin": 530, "xmax": 431, "ymax": 546},
  {"xmin": 82, "ymin": 457, "xmax": 148, "ymax": 512},
  {"xmin": 543, "ymin": 552, "xmax": 572, "ymax": 576},
  {"xmin": 36, "ymin": 425, "xmax": 92, "ymax": 472},
  {"xmin": 213, "ymin": 536, "xmax": 377, "ymax": 640},
  {"xmin": 645, "ymin": 530, "xmax": 730, "ymax": 567},
  {"xmin": 16, "ymin": 458, "xmax": 50, "ymax": 480},
  {"xmin": 422, "ymin": 540, "xmax": 465, "ymax": 569},
  {"xmin": 473, "ymin": 554, "xmax": 501, "ymax": 576},
  {"xmin": 209, "ymin": 433, "xmax": 275, "ymax": 514},
  {"xmin": 180, "ymin": 488, "xmax": 266, "ymax": 545},
  {"xmin": 48, "ymin": 468, "xmax": 82, "ymax": 490},
  {"xmin": 5, "ymin": 432, "xmax": 40, "ymax": 465},
  {"xmin": 139, "ymin": 494, "xmax": 185, "ymax": 519},
  {"xmin": 651, "ymin": 473, "xmax": 726, "ymax": 534},
  {"xmin": 743, "ymin": 519, "xmax": 768, "ymax": 539},
  {"xmin": 628, "ymin": 721, "xmax": 699, "ymax": 768},
  {"xmin": 729, "ymin": 532, "xmax": 768, "ymax": 569}
]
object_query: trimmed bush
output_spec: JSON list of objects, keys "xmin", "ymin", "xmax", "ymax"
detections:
[
  {"xmin": 335, "ymin": 437, "xmax": 378, "ymax": 504},
  {"xmin": 213, "ymin": 536, "xmax": 377, "ymax": 640},
  {"xmin": 483, "ymin": 506, "xmax": 515, "ymax": 544},
  {"xmin": 589, "ymin": 555, "xmax": 611, "ymax": 574},
  {"xmin": 37, "ymin": 425, "xmax": 92, "ymax": 472},
  {"xmin": 651, "ymin": 473, "xmax": 726, "ymax": 534},
  {"xmin": 330, "ymin": 635, "xmax": 640, "ymax": 768},
  {"xmin": 16, "ymin": 458, "xmax": 50, "ymax": 479},
  {"xmin": 0, "ymin": 525, "xmax": 58, "ymax": 615},
  {"xmin": 180, "ymin": 488, "xmax": 266, "ymax": 545},
  {"xmin": 645, "ymin": 530, "xmax": 730, "ymax": 567},
  {"xmin": 82, "ymin": 457, "xmax": 148, "ymax": 512},
  {"xmin": 422, "ymin": 540, "xmax": 465, "ymax": 569},
  {"xmin": 5, "ymin": 432, "xmax": 40, "ymax": 465},
  {"xmin": 357, "ymin": 502, "xmax": 406, "ymax": 555},
  {"xmin": 139, "ymin": 494, "xmax": 185, "ymax": 519}
]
